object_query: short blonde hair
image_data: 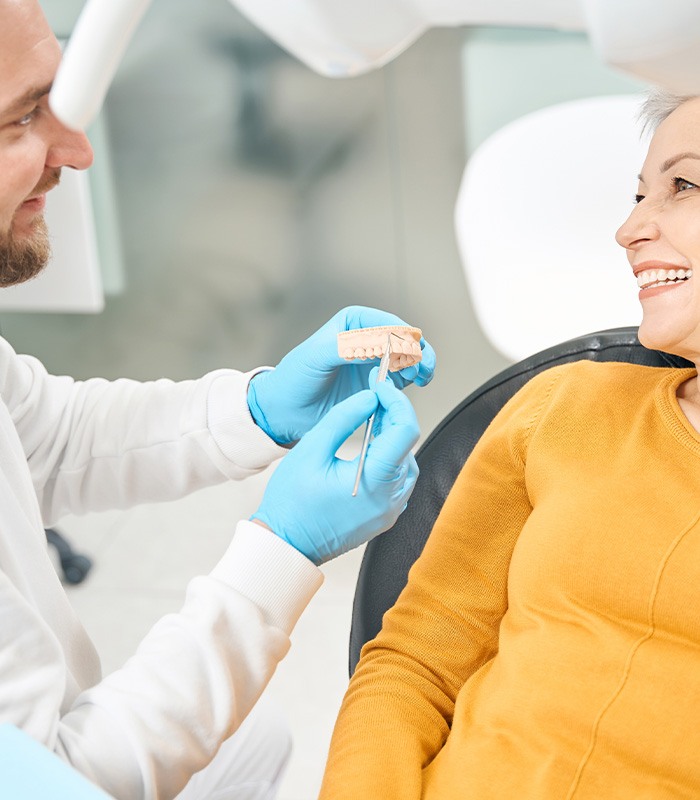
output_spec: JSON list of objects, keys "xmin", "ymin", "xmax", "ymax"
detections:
[{"xmin": 638, "ymin": 88, "xmax": 695, "ymax": 135}]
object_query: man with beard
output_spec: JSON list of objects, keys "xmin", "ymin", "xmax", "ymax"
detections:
[
  {"xmin": 0, "ymin": 168, "xmax": 54, "ymax": 286},
  {"xmin": 0, "ymin": 2, "xmax": 434, "ymax": 798}
]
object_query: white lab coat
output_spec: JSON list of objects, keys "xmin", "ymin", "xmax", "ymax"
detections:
[{"xmin": 0, "ymin": 335, "xmax": 322, "ymax": 799}]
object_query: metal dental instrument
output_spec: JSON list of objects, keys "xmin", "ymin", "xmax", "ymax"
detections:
[{"xmin": 352, "ymin": 333, "xmax": 392, "ymax": 497}]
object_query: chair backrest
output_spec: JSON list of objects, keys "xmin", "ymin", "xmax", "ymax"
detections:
[
  {"xmin": 454, "ymin": 95, "xmax": 649, "ymax": 362},
  {"xmin": 349, "ymin": 327, "xmax": 693, "ymax": 674}
]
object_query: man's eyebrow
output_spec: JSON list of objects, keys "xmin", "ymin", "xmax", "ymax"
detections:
[
  {"xmin": 0, "ymin": 83, "xmax": 52, "ymax": 121},
  {"xmin": 637, "ymin": 152, "xmax": 700, "ymax": 184}
]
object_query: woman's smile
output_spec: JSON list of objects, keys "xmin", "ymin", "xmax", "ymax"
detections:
[{"xmin": 634, "ymin": 262, "xmax": 693, "ymax": 298}]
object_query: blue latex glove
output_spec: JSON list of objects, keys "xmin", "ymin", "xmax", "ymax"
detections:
[
  {"xmin": 251, "ymin": 378, "xmax": 419, "ymax": 565},
  {"xmin": 247, "ymin": 305, "xmax": 435, "ymax": 445}
]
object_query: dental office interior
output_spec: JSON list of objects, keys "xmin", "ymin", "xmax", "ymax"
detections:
[{"xmin": 6, "ymin": 0, "xmax": 682, "ymax": 797}]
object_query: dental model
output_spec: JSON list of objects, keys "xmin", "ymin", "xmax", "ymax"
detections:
[{"xmin": 337, "ymin": 325, "xmax": 422, "ymax": 371}]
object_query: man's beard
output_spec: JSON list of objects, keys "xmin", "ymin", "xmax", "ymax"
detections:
[
  {"xmin": 0, "ymin": 169, "xmax": 60, "ymax": 288},
  {"xmin": 0, "ymin": 216, "xmax": 51, "ymax": 287}
]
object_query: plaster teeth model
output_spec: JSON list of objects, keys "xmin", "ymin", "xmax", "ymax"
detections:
[{"xmin": 337, "ymin": 325, "xmax": 422, "ymax": 372}]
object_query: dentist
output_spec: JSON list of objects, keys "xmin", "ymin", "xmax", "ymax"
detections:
[{"xmin": 0, "ymin": 1, "xmax": 434, "ymax": 799}]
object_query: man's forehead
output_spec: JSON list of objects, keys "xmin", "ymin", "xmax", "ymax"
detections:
[
  {"xmin": 0, "ymin": 0, "xmax": 59, "ymax": 112},
  {"xmin": 0, "ymin": 0, "xmax": 48, "ymax": 45}
]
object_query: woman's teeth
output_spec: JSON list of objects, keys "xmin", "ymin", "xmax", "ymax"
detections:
[{"xmin": 636, "ymin": 267, "xmax": 693, "ymax": 289}]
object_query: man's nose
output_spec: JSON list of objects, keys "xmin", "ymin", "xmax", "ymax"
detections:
[{"xmin": 45, "ymin": 116, "xmax": 94, "ymax": 171}]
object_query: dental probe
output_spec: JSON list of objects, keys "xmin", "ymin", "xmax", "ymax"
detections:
[{"xmin": 352, "ymin": 333, "xmax": 392, "ymax": 497}]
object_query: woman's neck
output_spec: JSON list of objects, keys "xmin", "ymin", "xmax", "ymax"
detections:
[{"xmin": 677, "ymin": 371, "xmax": 700, "ymax": 434}]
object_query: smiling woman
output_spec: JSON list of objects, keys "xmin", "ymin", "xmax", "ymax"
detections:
[
  {"xmin": 319, "ymin": 90, "xmax": 700, "ymax": 800},
  {"xmin": 616, "ymin": 94, "xmax": 700, "ymax": 371}
]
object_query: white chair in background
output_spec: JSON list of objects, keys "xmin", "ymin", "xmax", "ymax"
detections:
[{"xmin": 454, "ymin": 94, "xmax": 649, "ymax": 362}]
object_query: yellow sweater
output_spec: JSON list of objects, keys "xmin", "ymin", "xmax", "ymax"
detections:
[{"xmin": 320, "ymin": 361, "xmax": 700, "ymax": 800}]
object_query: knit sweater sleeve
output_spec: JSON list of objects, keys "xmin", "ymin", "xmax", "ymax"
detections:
[{"xmin": 319, "ymin": 366, "xmax": 565, "ymax": 799}]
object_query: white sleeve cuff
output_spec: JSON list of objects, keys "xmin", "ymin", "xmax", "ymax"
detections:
[
  {"xmin": 206, "ymin": 368, "xmax": 288, "ymax": 475},
  {"xmin": 210, "ymin": 520, "xmax": 324, "ymax": 633}
]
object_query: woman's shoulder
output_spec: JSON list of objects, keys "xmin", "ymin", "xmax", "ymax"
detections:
[
  {"xmin": 544, "ymin": 358, "xmax": 685, "ymax": 384},
  {"xmin": 527, "ymin": 359, "xmax": 691, "ymax": 408},
  {"xmin": 497, "ymin": 361, "xmax": 692, "ymax": 449},
  {"xmin": 481, "ymin": 360, "xmax": 694, "ymax": 439}
]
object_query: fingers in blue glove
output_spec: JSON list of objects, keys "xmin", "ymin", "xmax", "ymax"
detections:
[
  {"xmin": 395, "ymin": 335, "xmax": 436, "ymax": 387},
  {"xmin": 360, "ymin": 379, "xmax": 419, "ymax": 485},
  {"xmin": 331, "ymin": 307, "xmax": 436, "ymax": 386},
  {"xmin": 296, "ymin": 388, "xmax": 379, "ymax": 459},
  {"xmin": 250, "ymin": 383, "xmax": 419, "ymax": 565},
  {"xmin": 247, "ymin": 305, "xmax": 434, "ymax": 445},
  {"xmin": 310, "ymin": 306, "xmax": 412, "ymax": 371},
  {"xmin": 397, "ymin": 452, "xmax": 420, "ymax": 510}
]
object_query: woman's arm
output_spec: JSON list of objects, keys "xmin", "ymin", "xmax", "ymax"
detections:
[{"xmin": 319, "ymin": 367, "xmax": 563, "ymax": 799}]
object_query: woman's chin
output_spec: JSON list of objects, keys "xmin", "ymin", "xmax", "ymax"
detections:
[{"xmin": 637, "ymin": 321, "xmax": 699, "ymax": 362}]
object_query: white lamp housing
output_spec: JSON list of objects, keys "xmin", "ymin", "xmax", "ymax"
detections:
[{"xmin": 49, "ymin": 0, "xmax": 700, "ymax": 133}]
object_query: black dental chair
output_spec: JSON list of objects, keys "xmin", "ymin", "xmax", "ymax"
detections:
[{"xmin": 349, "ymin": 327, "xmax": 693, "ymax": 674}]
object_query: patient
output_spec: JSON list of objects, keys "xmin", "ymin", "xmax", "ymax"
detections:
[{"xmin": 319, "ymin": 89, "xmax": 700, "ymax": 799}]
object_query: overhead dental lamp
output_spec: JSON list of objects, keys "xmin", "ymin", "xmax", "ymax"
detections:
[{"xmin": 50, "ymin": 0, "xmax": 700, "ymax": 131}]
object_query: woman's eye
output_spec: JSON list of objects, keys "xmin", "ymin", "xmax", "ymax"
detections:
[{"xmin": 673, "ymin": 176, "xmax": 697, "ymax": 193}]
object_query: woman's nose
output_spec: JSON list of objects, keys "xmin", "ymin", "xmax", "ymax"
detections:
[{"xmin": 615, "ymin": 201, "xmax": 660, "ymax": 250}]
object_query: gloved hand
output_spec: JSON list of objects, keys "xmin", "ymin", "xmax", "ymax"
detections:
[
  {"xmin": 247, "ymin": 305, "xmax": 435, "ymax": 445},
  {"xmin": 251, "ymin": 377, "xmax": 420, "ymax": 565}
]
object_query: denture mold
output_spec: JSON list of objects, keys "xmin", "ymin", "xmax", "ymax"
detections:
[{"xmin": 337, "ymin": 325, "xmax": 422, "ymax": 372}]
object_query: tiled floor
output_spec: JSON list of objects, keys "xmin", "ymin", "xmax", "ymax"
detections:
[{"xmin": 59, "ymin": 465, "xmax": 364, "ymax": 800}]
